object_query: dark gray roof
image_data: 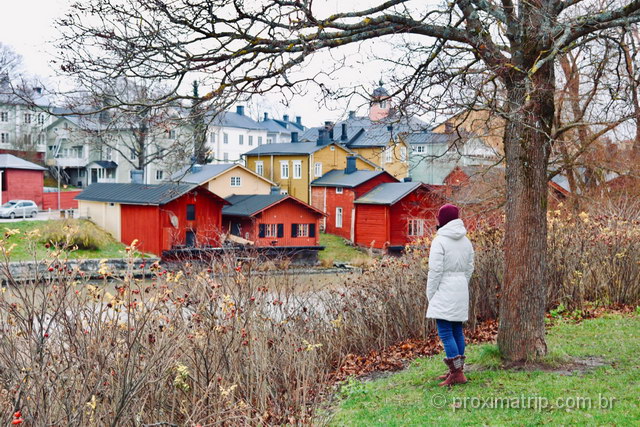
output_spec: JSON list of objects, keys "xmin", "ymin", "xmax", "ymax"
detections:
[
  {"xmin": 208, "ymin": 111, "xmax": 265, "ymax": 130},
  {"xmin": 244, "ymin": 142, "xmax": 337, "ymax": 156},
  {"xmin": 89, "ymin": 161, "xmax": 118, "ymax": 169},
  {"xmin": 0, "ymin": 154, "xmax": 46, "ymax": 171},
  {"xmin": 354, "ymin": 182, "xmax": 422, "ymax": 205},
  {"xmin": 223, "ymin": 194, "xmax": 288, "ymax": 217},
  {"xmin": 170, "ymin": 163, "xmax": 236, "ymax": 184},
  {"xmin": 311, "ymin": 169, "xmax": 394, "ymax": 188},
  {"xmin": 405, "ymin": 132, "xmax": 454, "ymax": 145},
  {"xmin": 372, "ymin": 85, "xmax": 389, "ymax": 98},
  {"xmin": 76, "ymin": 183, "xmax": 200, "ymax": 205},
  {"xmin": 300, "ymin": 115, "xmax": 429, "ymax": 148}
]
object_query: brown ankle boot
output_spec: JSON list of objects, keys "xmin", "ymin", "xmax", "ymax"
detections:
[
  {"xmin": 439, "ymin": 355, "xmax": 468, "ymax": 387},
  {"xmin": 436, "ymin": 355, "xmax": 465, "ymax": 380}
]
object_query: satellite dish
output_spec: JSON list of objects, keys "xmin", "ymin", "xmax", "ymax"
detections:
[{"xmin": 169, "ymin": 213, "xmax": 179, "ymax": 228}]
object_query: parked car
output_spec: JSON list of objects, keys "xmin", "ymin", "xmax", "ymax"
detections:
[{"xmin": 0, "ymin": 200, "xmax": 39, "ymax": 219}]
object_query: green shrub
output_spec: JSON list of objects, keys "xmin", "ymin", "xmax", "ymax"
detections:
[{"xmin": 39, "ymin": 219, "xmax": 113, "ymax": 250}]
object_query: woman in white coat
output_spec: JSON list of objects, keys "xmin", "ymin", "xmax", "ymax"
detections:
[{"xmin": 426, "ymin": 204, "xmax": 475, "ymax": 386}]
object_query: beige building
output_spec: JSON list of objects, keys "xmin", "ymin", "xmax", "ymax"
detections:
[
  {"xmin": 77, "ymin": 200, "xmax": 122, "ymax": 240},
  {"xmin": 169, "ymin": 163, "xmax": 275, "ymax": 198}
]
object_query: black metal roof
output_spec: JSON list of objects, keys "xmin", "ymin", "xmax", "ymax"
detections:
[
  {"xmin": 75, "ymin": 183, "xmax": 200, "ymax": 205},
  {"xmin": 222, "ymin": 194, "xmax": 288, "ymax": 217},
  {"xmin": 310, "ymin": 169, "xmax": 395, "ymax": 188},
  {"xmin": 354, "ymin": 182, "xmax": 423, "ymax": 205}
]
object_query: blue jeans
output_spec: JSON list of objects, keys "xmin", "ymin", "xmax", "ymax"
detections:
[{"xmin": 436, "ymin": 319, "xmax": 465, "ymax": 358}]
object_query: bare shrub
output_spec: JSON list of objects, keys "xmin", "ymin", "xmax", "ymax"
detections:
[{"xmin": 39, "ymin": 219, "xmax": 113, "ymax": 250}]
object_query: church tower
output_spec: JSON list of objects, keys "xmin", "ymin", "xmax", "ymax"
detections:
[{"xmin": 368, "ymin": 80, "xmax": 392, "ymax": 121}]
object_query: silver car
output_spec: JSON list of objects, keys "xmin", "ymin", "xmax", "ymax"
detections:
[{"xmin": 0, "ymin": 200, "xmax": 39, "ymax": 219}]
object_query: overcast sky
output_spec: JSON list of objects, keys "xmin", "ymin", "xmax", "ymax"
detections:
[{"xmin": 1, "ymin": 0, "xmax": 416, "ymax": 128}]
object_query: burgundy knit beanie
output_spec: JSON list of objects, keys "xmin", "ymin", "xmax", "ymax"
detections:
[{"xmin": 437, "ymin": 204, "xmax": 459, "ymax": 227}]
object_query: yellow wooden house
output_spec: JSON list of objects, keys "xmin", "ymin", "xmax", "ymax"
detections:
[
  {"xmin": 243, "ymin": 133, "xmax": 377, "ymax": 203},
  {"xmin": 169, "ymin": 163, "xmax": 276, "ymax": 198}
]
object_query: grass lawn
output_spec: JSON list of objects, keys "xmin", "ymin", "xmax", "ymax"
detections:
[
  {"xmin": 319, "ymin": 233, "xmax": 371, "ymax": 264},
  {"xmin": 1, "ymin": 219, "xmax": 136, "ymax": 261},
  {"xmin": 327, "ymin": 314, "xmax": 640, "ymax": 426}
]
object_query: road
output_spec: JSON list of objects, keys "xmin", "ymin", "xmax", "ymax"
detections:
[{"xmin": 0, "ymin": 209, "xmax": 78, "ymax": 223}]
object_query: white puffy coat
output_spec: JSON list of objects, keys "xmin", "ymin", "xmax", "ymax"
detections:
[{"xmin": 426, "ymin": 219, "xmax": 475, "ymax": 322}]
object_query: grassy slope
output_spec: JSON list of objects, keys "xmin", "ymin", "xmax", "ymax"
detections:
[
  {"xmin": 319, "ymin": 233, "xmax": 369, "ymax": 263},
  {"xmin": 328, "ymin": 315, "xmax": 640, "ymax": 426},
  {"xmin": 1, "ymin": 220, "xmax": 131, "ymax": 261}
]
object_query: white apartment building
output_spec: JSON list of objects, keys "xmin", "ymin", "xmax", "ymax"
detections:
[{"xmin": 206, "ymin": 106, "xmax": 268, "ymax": 164}]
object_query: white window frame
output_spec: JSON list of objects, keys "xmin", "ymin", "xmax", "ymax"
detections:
[
  {"xmin": 314, "ymin": 162, "xmax": 322, "ymax": 177},
  {"xmin": 223, "ymin": 152, "xmax": 229, "ymax": 162},
  {"xmin": 0, "ymin": 112, "xmax": 8, "ymax": 122},
  {"xmin": 336, "ymin": 207, "xmax": 343, "ymax": 228},
  {"xmin": 400, "ymin": 146, "xmax": 407, "ymax": 162},
  {"xmin": 258, "ymin": 136, "xmax": 263, "ymax": 145},
  {"xmin": 37, "ymin": 114, "xmax": 45, "ymax": 125},
  {"xmin": 280, "ymin": 161, "xmax": 289, "ymax": 179},
  {"xmin": 248, "ymin": 135, "xmax": 253, "ymax": 146},
  {"xmin": 297, "ymin": 223, "xmax": 309, "ymax": 237},
  {"xmin": 239, "ymin": 135, "xmax": 244, "ymax": 145},
  {"xmin": 293, "ymin": 160, "xmax": 302, "ymax": 179},
  {"xmin": 267, "ymin": 137, "xmax": 273, "ymax": 144},
  {"xmin": 255, "ymin": 161, "xmax": 264, "ymax": 176},
  {"xmin": 24, "ymin": 113, "xmax": 32, "ymax": 124},
  {"xmin": 168, "ymin": 129, "xmax": 176, "ymax": 139},
  {"xmin": 156, "ymin": 170, "xmax": 164, "ymax": 180},
  {"xmin": 223, "ymin": 133, "xmax": 229, "ymax": 144},
  {"xmin": 0, "ymin": 133, "xmax": 9, "ymax": 143},
  {"xmin": 264, "ymin": 224, "xmax": 278, "ymax": 238},
  {"xmin": 230, "ymin": 176, "xmax": 241, "ymax": 187},
  {"xmin": 408, "ymin": 218, "xmax": 427, "ymax": 237},
  {"xmin": 280, "ymin": 189, "xmax": 288, "ymax": 195},
  {"xmin": 335, "ymin": 187, "xmax": 343, "ymax": 194},
  {"xmin": 384, "ymin": 147, "xmax": 393, "ymax": 163},
  {"xmin": 210, "ymin": 133, "xmax": 216, "ymax": 143},
  {"xmin": 416, "ymin": 145, "xmax": 425, "ymax": 153}
]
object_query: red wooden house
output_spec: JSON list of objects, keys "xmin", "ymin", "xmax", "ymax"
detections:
[
  {"xmin": 223, "ymin": 192, "xmax": 325, "ymax": 247},
  {"xmin": 310, "ymin": 157, "xmax": 398, "ymax": 241},
  {"xmin": 76, "ymin": 183, "xmax": 228, "ymax": 256},
  {"xmin": 0, "ymin": 154, "xmax": 45, "ymax": 208},
  {"xmin": 354, "ymin": 182, "xmax": 445, "ymax": 250}
]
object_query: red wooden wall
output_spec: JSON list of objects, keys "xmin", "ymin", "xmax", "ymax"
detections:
[
  {"xmin": 224, "ymin": 198, "xmax": 322, "ymax": 247},
  {"xmin": 2, "ymin": 169, "xmax": 44, "ymax": 208},
  {"xmin": 354, "ymin": 204, "xmax": 389, "ymax": 249},
  {"xmin": 121, "ymin": 188, "xmax": 225, "ymax": 256},
  {"xmin": 43, "ymin": 190, "xmax": 81, "ymax": 210},
  {"xmin": 389, "ymin": 187, "xmax": 441, "ymax": 246}
]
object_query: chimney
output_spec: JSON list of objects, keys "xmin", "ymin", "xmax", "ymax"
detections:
[
  {"xmin": 236, "ymin": 106, "xmax": 245, "ymax": 116},
  {"xmin": 348, "ymin": 111, "xmax": 356, "ymax": 119},
  {"xmin": 33, "ymin": 87, "xmax": 43, "ymax": 95},
  {"xmin": 270, "ymin": 186, "xmax": 281, "ymax": 195},
  {"xmin": 295, "ymin": 116, "xmax": 302, "ymax": 126},
  {"xmin": 131, "ymin": 170, "xmax": 144, "ymax": 184},
  {"xmin": 291, "ymin": 132, "xmax": 299, "ymax": 143},
  {"xmin": 317, "ymin": 129, "xmax": 330, "ymax": 146},
  {"xmin": 325, "ymin": 121, "xmax": 334, "ymax": 140},
  {"xmin": 345, "ymin": 156, "xmax": 357, "ymax": 174},
  {"xmin": 387, "ymin": 124, "xmax": 393, "ymax": 132},
  {"xmin": 403, "ymin": 177, "xmax": 412, "ymax": 182},
  {"xmin": 340, "ymin": 123, "xmax": 348, "ymax": 141},
  {"xmin": 283, "ymin": 114, "xmax": 289, "ymax": 122},
  {"xmin": 263, "ymin": 112, "xmax": 269, "ymax": 120}
]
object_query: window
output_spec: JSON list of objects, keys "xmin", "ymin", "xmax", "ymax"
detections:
[
  {"xmin": 408, "ymin": 219, "xmax": 427, "ymax": 237},
  {"xmin": 0, "ymin": 133, "xmax": 8, "ymax": 143},
  {"xmin": 248, "ymin": 135, "xmax": 253, "ymax": 146},
  {"xmin": 400, "ymin": 146, "xmax": 407, "ymax": 162},
  {"xmin": 37, "ymin": 134, "xmax": 45, "ymax": 144},
  {"xmin": 314, "ymin": 162, "xmax": 322, "ymax": 177},
  {"xmin": 259, "ymin": 223, "xmax": 283, "ymax": 238},
  {"xmin": 230, "ymin": 176, "xmax": 241, "ymax": 187},
  {"xmin": 37, "ymin": 114, "xmax": 45, "ymax": 125},
  {"xmin": 336, "ymin": 207, "xmax": 343, "ymax": 228},
  {"xmin": 384, "ymin": 147, "xmax": 393, "ymax": 163},
  {"xmin": 335, "ymin": 187, "xmax": 343, "ymax": 194},
  {"xmin": 280, "ymin": 161, "xmax": 289, "ymax": 179},
  {"xmin": 258, "ymin": 136, "xmax": 263, "ymax": 145},
  {"xmin": 239, "ymin": 135, "xmax": 244, "ymax": 145},
  {"xmin": 223, "ymin": 152, "xmax": 229, "ymax": 162},
  {"xmin": 416, "ymin": 145, "xmax": 425, "ymax": 153},
  {"xmin": 168, "ymin": 129, "xmax": 176, "ymax": 139},
  {"xmin": 104, "ymin": 147, "xmax": 112, "ymax": 160},
  {"xmin": 267, "ymin": 138, "xmax": 273, "ymax": 144},
  {"xmin": 210, "ymin": 133, "xmax": 216, "ymax": 143},
  {"xmin": 293, "ymin": 160, "xmax": 302, "ymax": 179},
  {"xmin": 186, "ymin": 204, "xmax": 196, "ymax": 221},
  {"xmin": 0, "ymin": 112, "xmax": 7, "ymax": 122},
  {"xmin": 130, "ymin": 148, "xmax": 137, "ymax": 160},
  {"xmin": 255, "ymin": 161, "xmax": 264, "ymax": 176},
  {"xmin": 223, "ymin": 133, "xmax": 229, "ymax": 144},
  {"xmin": 24, "ymin": 113, "xmax": 32, "ymax": 124},
  {"xmin": 106, "ymin": 169, "xmax": 115, "ymax": 179},
  {"xmin": 156, "ymin": 170, "xmax": 164, "ymax": 180},
  {"xmin": 280, "ymin": 189, "xmax": 288, "ymax": 195},
  {"xmin": 79, "ymin": 169, "xmax": 86, "ymax": 178},
  {"xmin": 330, "ymin": 146, "xmax": 335, "ymax": 151},
  {"xmin": 292, "ymin": 223, "xmax": 310, "ymax": 237}
]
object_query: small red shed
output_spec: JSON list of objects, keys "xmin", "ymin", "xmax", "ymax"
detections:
[
  {"xmin": 0, "ymin": 154, "xmax": 45, "ymax": 208},
  {"xmin": 311, "ymin": 158, "xmax": 398, "ymax": 241},
  {"xmin": 354, "ymin": 182, "xmax": 445, "ymax": 250},
  {"xmin": 76, "ymin": 183, "xmax": 228, "ymax": 256},
  {"xmin": 223, "ymin": 193, "xmax": 325, "ymax": 247}
]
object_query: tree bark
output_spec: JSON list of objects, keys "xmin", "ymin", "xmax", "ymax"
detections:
[{"xmin": 497, "ymin": 62, "xmax": 555, "ymax": 362}]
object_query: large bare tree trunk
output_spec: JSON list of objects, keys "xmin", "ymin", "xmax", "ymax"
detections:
[{"xmin": 498, "ymin": 62, "xmax": 555, "ymax": 362}]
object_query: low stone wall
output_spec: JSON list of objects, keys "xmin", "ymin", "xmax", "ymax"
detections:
[{"xmin": 0, "ymin": 257, "xmax": 161, "ymax": 283}]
